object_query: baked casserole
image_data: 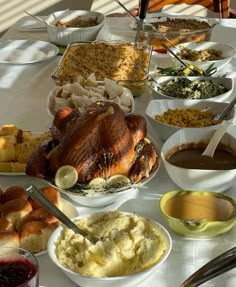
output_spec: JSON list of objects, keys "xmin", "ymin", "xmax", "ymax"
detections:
[{"xmin": 52, "ymin": 41, "xmax": 152, "ymax": 84}]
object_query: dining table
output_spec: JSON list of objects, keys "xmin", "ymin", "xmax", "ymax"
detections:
[{"xmin": 1, "ymin": 13, "xmax": 236, "ymax": 287}]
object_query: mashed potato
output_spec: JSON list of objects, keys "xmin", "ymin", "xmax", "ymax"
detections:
[{"xmin": 55, "ymin": 211, "xmax": 168, "ymax": 277}]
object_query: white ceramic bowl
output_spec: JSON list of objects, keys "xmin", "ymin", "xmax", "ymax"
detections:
[
  {"xmin": 47, "ymin": 211, "xmax": 172, "ymax": 287},
  {"xmin": 46, "ymin": 10, "xmax": 105, "ymax": 46},
  {"xmin": 146, "ymin": 99, "xmax": 236, "ymax": 140},
  {"xmin": 168, "ymin": 41, "xmax": 235, "ymax": 71},
  {"xmin": 161, "ymin": 128, "xmax": 236, "ymax": 192},
  {"xmin": 47, "ymin": 82, "xmax": 135, "ymax": 116},
  {"xmin": 150, "ymin": 76, "xmax": 233, "ymax": 102}
]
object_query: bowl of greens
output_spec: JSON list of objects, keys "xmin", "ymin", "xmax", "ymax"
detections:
[{"xmin": 150, "ymin": 76, "xmax": 233, "ymax": 102}]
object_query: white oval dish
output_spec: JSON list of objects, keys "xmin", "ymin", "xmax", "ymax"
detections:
[{"xmin": 46, "ymin": 10, "xmax": 105, "ymax": 46}]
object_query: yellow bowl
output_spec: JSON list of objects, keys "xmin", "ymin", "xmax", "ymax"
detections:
[{"xmin": 160, "ymin": 190, "xmax": 236, "ymax": 238}]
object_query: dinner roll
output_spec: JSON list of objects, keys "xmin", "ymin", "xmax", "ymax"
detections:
[
  {"xmin": 1, "ymin": 185, "xmax": 28, "ymax": 204},
  {"xmin": 29, "ymin": 186, "xmax": 62, "ymax": 210},
  {"xmin": 26, "ymin": 207, "xmax": 59, "ymax": 225},
  {"xmin": 0, "ymin": 218, "xmax": 14, "ymax": 231},
  {"xmin": 1, "ymin": 198, "xmax": 32, "ymax": 230},
  {"xmin": 0, "ymin": 230, "xmax": 19, "ymax": 248},
  {"xmin": 19, "ymin": 221, "xmax": 56, "ymax": 253}
]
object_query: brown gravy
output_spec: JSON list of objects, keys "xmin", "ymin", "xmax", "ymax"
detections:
[
  {"xmin": 167, "ymin": 147, "xmax": 236, "ymax": 170},
  {"xmin": 163, "ymin": 194, "xmax": 235, "ymax": 221}
]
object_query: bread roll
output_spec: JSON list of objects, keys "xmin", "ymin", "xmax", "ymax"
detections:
[
  {"xmin": 0, "ymin": 230, "xmax": 19, "ymax": 249},
  {"xmin": 1, "ymin": 198, "xmax": 32, "ymax": 230},
  {"xmin": 1, "ymin": 185, "xmax": 28, "ymax": 204},
  {"xmin": 26, "ymin": 207, "xmax": 59, "ymax": 225},
  {"xmin": 0, "ymin": 218, "xmax": 14, "ymax": 231},
  {"xmin": 30, "ymin": 186, "xmax": 62, "ymax": 210},
  {"xmin": 19, "ymin": 221, "xmax": 56, "ymax": 253}
]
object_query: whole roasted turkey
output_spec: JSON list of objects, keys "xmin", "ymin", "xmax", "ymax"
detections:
[{"xmin": 26, "ymin": 102, "xmax": 158, "ymax": 184}]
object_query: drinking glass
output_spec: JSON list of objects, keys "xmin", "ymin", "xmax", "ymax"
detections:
[{"xmin": 0, "ymin": 246, "xmax": 39, "ymax": 287}]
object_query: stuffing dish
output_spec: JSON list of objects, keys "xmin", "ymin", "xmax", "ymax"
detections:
[
  {"xmin": 52, "ymin": 42, "xmax": 152, "ymax": 84},
  {"xmin": 55, "ymin": 16, "xmax": 99, "ymax": 28},
  {"xmin": 151, "ymin": 18, "xmax": 211, "ymax": 33},
  {"xmin": 140, "ymin": 16, "xmax": 216, "ymax": 52}
]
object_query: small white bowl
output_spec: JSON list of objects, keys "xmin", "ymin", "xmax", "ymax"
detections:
[
  {"xmin": 146, "ymin": 99, "xmax": 236, "ymax": 140},
  {"xmin": 47, "ymin": 211, "xmax": 172, "ymax": 287},
  {"xmin": 46, "ymin": 10, "xmax": 105, "ymax": 46},
  {"xmin": 150, "ymin": 76, "xmax": 233, "ymax": 102},
  {"xmin": 168, "ymin": 41, "xmax": 235, "ymax": 71},
  {"xmin": 161, "ymin": 128, "xmax": 236, "ymax": 192}
]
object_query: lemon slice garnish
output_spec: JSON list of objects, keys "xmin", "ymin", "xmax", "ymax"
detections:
[
  {"xmin": 55, "ymin": 165, "xmax": 78, "ymax": 189},
  {"xmin": 88, "ymin": 177, "xmax": 106, "ymax": 189},
  {"xmin": 107, "ymin": 174, "xmax": 130, "ymax": 187}
]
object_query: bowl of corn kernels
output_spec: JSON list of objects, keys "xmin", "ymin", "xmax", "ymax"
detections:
[{"xmin": 146, "ymin": 99, "xmax": 236, "ymax": 141}]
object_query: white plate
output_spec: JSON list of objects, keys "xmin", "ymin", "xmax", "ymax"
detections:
[
  {"xmin": 0, "ymin": 40, "xmax": 59, "ymax": 64},
  {"xmin": 35, "ymin": 197, "xmax": 79, "ymax": 256}
]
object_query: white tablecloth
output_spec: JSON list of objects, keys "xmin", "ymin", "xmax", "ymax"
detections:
[{"xmin": 1, "ymin": 15, "xmax": 236, "ymax": 287}]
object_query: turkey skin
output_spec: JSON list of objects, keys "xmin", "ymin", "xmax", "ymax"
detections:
[{"xmin": 26, "ymin": 102, "xmax": 158, "ymax": 184}]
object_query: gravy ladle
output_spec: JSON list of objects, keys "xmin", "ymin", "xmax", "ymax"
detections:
[
  {"xmin": 201, "ymin": 120, "xmax": 231, "ymax": 158},
  {"xmin": 24, "ymin": 184, "xmax": 98, "ymax": 243}
]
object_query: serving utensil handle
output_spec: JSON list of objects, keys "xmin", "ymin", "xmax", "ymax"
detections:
[
  {"xmin": 24, "ymin": 185, "xmax": 85, "ymax": 236},
  {"xmin": 139, "ymin": 0, "xmax": 150, "ymax": 20},
  {"xmin": 214, "ymin": 95, "xmax": 236, "ymax": 121},
  {"xmin": 180, "ymin": 247, "xmax": 236, "ymax": 287}
]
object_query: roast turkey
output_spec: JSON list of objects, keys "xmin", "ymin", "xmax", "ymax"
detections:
[{"xmin": 26, "ymin": 102, "xmax": 158, "ymax": 184}]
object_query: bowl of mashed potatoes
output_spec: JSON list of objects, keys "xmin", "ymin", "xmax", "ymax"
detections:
[{"xmin": 47, "ymin": 211, "xmax": 172, "ymax": 287}]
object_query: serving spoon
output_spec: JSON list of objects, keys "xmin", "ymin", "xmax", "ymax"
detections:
[
  {"xmin": 24, "ymin": 184, "xmax": 98, "ymax": 243},
  {"xmin": 201, "ymin": 120, "xmax": 231, "ymax": 158},
  {"xmin": 24, "ymin": 11, "xmax": 49, "ymax": 26},
  {"xmin": 214, "ymin": 94, "xmax": 236, "ymax": 121},
  {"xmin": 114, "ymin": 0, "xmax": 181, "ymax": 52}
]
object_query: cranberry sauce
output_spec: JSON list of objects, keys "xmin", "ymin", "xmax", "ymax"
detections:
[{"xmin": 0, "ymin": 258, "xmax": 38, "ymax": 287}]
